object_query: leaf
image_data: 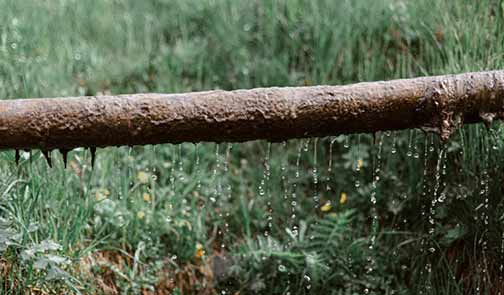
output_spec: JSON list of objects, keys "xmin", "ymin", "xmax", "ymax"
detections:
[
  {"xmin": 46, "ymin": 266, "xmax": 71, "ymax": 281},
  {"xmin": 36, "ymin": 240, "xmax": 62, "ymax": 252},
  {"xmin": 34, "ymin": 255, "xmax": 70, "ymax": 270},
  {"xmin": 441, "ymin": 226, "xmax": 467, "ymax": 246},
  {"xmin": 33, "ymin": 257, "xmax": 50, "ymax": 270},
  {"xmin": 21, "ymin": 249, "xmax": 36, "ymax": 261},
  {"xmin": 27, "ymin": 222, "xmax": 39, "ymax": 233},
  {"xmin": 0, "ymin": 219, "xmax": 21, "ymax": 252},
  {"xmin": 46, "ymin": 254, "xmax": 71, "ymax": 265},
  {"xmin": 250, "ymin": 275, "xmax": 266, "ymax": 292}
]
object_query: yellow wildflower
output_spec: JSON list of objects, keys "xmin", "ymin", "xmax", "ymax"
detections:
[
  {"xmin": 95, "ymin": 188, "xmax": 110, "ymax": 201},
  {"xmin": 137, "ymin": 171, "xmax": 150, "ymax": 184},
  {"xmin": 137, "ymin": 211, "xmax": 145, "ymax": 220},
  {"xmin": 194, "ymin": 243, "xmax": 205, "ymax": 259},
  {"xmin": 320, "ymin": 201, "xmax": 332, "ymax": 212},
  {"xmin": 340, "ymin": 192, "xmax": 348, "ymax": 204},
  {"xmin": 143, "ymin": 193, "xmax": 151, "ymax": 202},
  {"xmin": 357, "ymin": 159, "xmax": 363, "ymax": 169}
]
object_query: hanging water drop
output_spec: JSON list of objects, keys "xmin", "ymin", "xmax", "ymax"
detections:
[
  {"xmin": 178, "ymin": 144, "xmax": 185, "ymax": 181},
  {"xmin": 391, "ymin": 131, "xmax": 397, "ymax": 154},
  {"xmin": 90, "ymin": 147, "xmax": 96, "ymax": 169},
  {"xmin": 61, "ymin": 149, "xmax": 69, "ymax": 168},
  {"xmin": 406, "ymin": 130, "xmax": 415, "ymax": 157},
  {"xmin": 194, "ymin": 143, "xmax": 201, "ymax": 191},
  {"xmin": 344, "ymin": 135, "xmax": 350, "ymax": 148},
  {"xmin": 303, "ymin": 139, "xmax": 310, "ymax": 152},
  {"xmin": 15, "ymin": 149, "xmax": 20, "ymax": 166}
]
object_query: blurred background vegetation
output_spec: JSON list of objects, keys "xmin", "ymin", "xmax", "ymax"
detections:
[{"xmin": 0, "ymin": 0, "xmax": 503, "ymax": 294}]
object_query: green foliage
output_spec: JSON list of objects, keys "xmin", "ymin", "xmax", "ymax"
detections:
[{"xmin": 0, "ymin": 0, "xmax": 503, "ymax": 294}]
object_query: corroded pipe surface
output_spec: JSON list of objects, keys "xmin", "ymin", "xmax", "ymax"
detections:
[{"xmin": 0, "ymin": 70, "xmax": 503, "ymax": 150}]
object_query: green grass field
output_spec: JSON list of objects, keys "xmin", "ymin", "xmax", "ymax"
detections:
[{"xmin": 1, "ymin": 0, "xmax": 504, "ymax": 294}]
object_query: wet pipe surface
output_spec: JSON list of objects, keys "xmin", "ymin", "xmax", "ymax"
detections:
[{"xmin": 0, "ymin": 70, "xmax": 503, "ymax": 160}]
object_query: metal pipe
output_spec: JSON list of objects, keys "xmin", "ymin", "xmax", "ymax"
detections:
[{"xmin": 0, "ymin": 70, "xmax": 503, "ymax": 151}]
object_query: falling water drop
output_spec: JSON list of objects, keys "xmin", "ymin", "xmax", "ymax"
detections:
[
  {"xmin": 354, "ymin": 135, "xmax": 363, "ymax": 189},
  {"xmin": 424, "ymin": 141, "xmax": 444, "ymax": 295},
  {"xmin": 355, "ymin": 135, "xmax": 362, "ymax": 172},
  {"xmin": 326, "ymin": 137, "xmax": 337, "ymax": 192},
  {"xmin": 224, "ymin": 143, "xmax": 233, "ymax": 198},
  {"xmin": 169, "ymin": 145, "xmax": 176, "ymax": 192},
  {"xmin": 328, "ymin": 137, "xmax": 336, "ymax": 174},
  {"xmin": 344, "ymin": 136, "xmax": 350, "ymax": 148},
  {"xmin": 420, "ymin": 135, "xmax": 430, "ymax": 218},
  {"xmin": 178, "ymin": 145, "xmax": 185, "ymax": 181},
  {"xmin": 194, "ymin": 143, "xmax": 201, "ymax": 191},
  {"xmin": 264, "ymin": 142, "xmax": 272, "ymax": 236},
  {"xmin": 281, "ymin": 141, "xmax": 289, "ymax": 201},
  {"xmin": 304, "ymin": 274, "xmax": 311, "ymax": 290},
  {"xmin": 428, "ymin": 134, "xmax": 435, "ymax": 153},
  {"xmin": 312, "ymin": 138, "xmax": 319, "ymax": 208},
  {"xmin": 391, "ymin": 131, "xmax": 397, "ymax": 154},
  {"xmin": 367, "ymin": 133, "xmax": 384, "ymax": 277},
  {"xmin": 303, "ymin": 138, "xmax": 310, "ymax": 152},
  {"xmin": 212, "ymin": 144, "xmax": 222, "ymax": 203},
  {"xmin": 406, "ymin": 130, "xmax": 415, "ymax": 157},
  {"xmin": 437, "ymin": 155, "xmax": 447, "ymax": 203},
  {"xmin": 413, "ymin": 130, "xmax": 420, "ymax": 158},
  {"xmin": 291, "ymin": 140, "xmax": 305, "ymax": 236},
  {"xmin": 278, "ymin": 264, "xmax": 287, "ymax": 272},
  {"xmin": 222, "ymin": 143, "xmax": 234, "ymax": 243},
  {"xmin": 479, "ymin": 136, "xmax": 491, "ymax": 282}
]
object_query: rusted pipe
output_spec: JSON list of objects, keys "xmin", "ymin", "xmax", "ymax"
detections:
[{"xmin": 1, "ymin": 70, "xmax": 503, "ymax": 152}]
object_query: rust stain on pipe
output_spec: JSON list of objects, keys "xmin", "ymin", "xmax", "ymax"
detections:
[{"xmin": 0, "ymin": 70, "xmax": 503, "ymax": 150}]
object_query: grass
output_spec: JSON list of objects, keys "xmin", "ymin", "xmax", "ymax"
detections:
[{"xmin": 0, "ymin": 0, "xmax": 504, "ymax": 294}]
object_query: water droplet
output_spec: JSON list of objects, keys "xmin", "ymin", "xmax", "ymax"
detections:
[
  {"xmin": 391, "ymin": 131, "xmax": 397, "ymax": 154},
  {"xmin": 61, "ymin": 149, "xmax": 69, "ymax": 168},
  {"xmin": 15, "ymin": 149, "xmax": 20, "ymax": 166},
  {"xmin": 278, "ymin": 264, "xmax": 286, "ymax": 272},
  {"xmin": 312, "ymin": 138, "xmax": 319, "ymax": 207},
  {"xmin": 90, "ymin": 147, "xmax": 96, "ymax": 169}
]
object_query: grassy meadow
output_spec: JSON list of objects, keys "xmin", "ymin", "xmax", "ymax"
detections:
[{"xmin": 0, "ymin": 0, "xmax": 504, "ymax": 294}]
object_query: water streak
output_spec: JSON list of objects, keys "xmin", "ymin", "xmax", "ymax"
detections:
[{"xmin": 366, "ymin": 133, "xmax": 384, "ymax": 283}]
